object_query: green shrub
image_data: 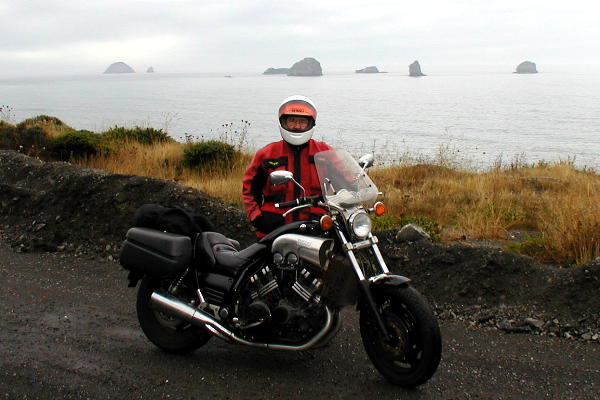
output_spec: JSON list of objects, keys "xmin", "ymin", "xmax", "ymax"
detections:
[
  {"xmin": 0, "ymin": 125, "xmax": 50, "ymax": 155},
  {"xmin": 373, "ymin": 214, "xmax": 403, "ymax": 231},
  {"xmin": 504, "ymin": 235, "xmax": 547, "ymax": 258},
  {"xmin": 0, "ymin": 121, "xmax": 17, "ymax": 149},
  {"xmin": 182, "ymin": 140, "xmax": 236, "ymax": 169},
  {"xmin": 16, "ymin": 115, "xmax": 65, "ymax": 129},
  {"xmin": 102, "ymin": 126, "xmax": 173, "ymax": 145},
  {"xmin": 48, "ymin": 130, "xmax": 101, "ymax": 161}
]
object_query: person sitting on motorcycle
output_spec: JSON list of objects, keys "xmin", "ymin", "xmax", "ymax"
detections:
[{"xmin": 242, "ymin": 95, "xmax": 332, "ymax": 238}]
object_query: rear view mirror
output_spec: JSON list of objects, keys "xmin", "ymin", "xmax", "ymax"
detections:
[
  {"xmin": 270, "ymin": 170, "xmax": 294, "ymax": 186},
  {"xmin": 358, "ymin": 154, "xmax": 374, "ymax": 169}
]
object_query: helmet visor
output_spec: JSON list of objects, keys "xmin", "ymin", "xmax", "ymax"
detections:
[{"xmin": 281, "ymin": 115, "xmax": 313, "ymax": 133}]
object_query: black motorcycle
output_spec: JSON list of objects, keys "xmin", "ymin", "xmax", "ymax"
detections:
[{"xmin": 120, "ymin": 148, "xmax": 441, "ymax": 387}]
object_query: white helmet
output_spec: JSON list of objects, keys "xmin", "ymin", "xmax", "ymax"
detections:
[{"xmin": 278, "ymin": 95, "xmax": 317, "ymax": 146}]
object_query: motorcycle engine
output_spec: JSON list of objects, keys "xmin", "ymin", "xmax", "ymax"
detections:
[{"xmin": 238, "ymin": 236, "xmax": 331, "ymax": 343}]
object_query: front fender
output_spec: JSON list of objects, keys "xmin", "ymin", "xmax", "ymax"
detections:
[{"xmin": 369, "ymin": 274, "xmax": 411, "ymax": 289}]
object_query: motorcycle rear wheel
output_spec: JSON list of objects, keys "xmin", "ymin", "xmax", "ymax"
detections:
[
  {"xmin": 136, "ymin": 276, "xmax": 211, "ymax": 354},
  {"xmin": 359, "ymin": 285, "xmax": 441, "ymax": 388}
]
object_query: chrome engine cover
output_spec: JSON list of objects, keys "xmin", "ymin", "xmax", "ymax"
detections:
[{"xmin": 271, "ymin": 234, "xmax": 334, "ymax": 268}]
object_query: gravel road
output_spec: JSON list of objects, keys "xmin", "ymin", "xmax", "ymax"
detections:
[{"xmin": 0, "ymin": 242, "xmax": 598, "ymax": 400}]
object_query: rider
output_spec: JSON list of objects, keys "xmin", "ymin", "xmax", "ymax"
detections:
[{"xmin": 242, "ymin": 95, "xmax": 332, "ymax": 238}]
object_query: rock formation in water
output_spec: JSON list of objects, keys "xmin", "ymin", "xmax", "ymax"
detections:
[
  {"xmin": 515, "ymin": 61, "xmax": 538, "ymax": 74},
  {"xmin": 355, "ymin": 66, "xmax": 380, "ymax": 73},
  {"xmin": 103, "ymin": 62, "xmax": 135, "ymax": 74},
  {"xmin": 146, "ymin": 66, "xmax": 154, "ymax": 73},
  {"xmin": 409, "ymin": 61, "xmax": 426, "ymax": 77},
  {"xmin": 263, "ymin": 67, "xmax": 290, "ymax": 75},
  {"xmin": 287, "ymin": 57, "xmax": 323, "ymax": 76}
]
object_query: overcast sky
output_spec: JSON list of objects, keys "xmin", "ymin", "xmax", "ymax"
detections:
[{"xmin": 1, "ymin": 0, "xmax": 599, "ymax": 77}]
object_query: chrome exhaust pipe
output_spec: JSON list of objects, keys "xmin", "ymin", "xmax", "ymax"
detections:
[{"xmin": 149, "ymin": 291, "xmax": 335, "ymax": 351}]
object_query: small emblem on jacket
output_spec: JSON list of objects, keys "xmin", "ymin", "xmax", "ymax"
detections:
[{"xmin": 265, "ymin": 160, "xmax": 280, "ymax": 167}]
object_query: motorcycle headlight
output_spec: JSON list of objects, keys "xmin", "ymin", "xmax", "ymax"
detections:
[{"xmin": 349, "ymin": 211, "xmax": 372, "ymax": 239}]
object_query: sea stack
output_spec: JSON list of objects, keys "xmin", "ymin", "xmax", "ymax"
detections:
[
  {"xmin": 355, "ymin": 66, "xmax": 380, "ymax": 73},
  {"xmin": 409, "ymin": 61, "xmax": 426, "ymax": 77},
  {"xmin": 287, "ymin": 57, "xmax": 323, "ymax": 76},
  {"xmin": 146, "ymin": 66, "xmax": 154, "ymax": 73},
  {"xmin": 263, "ymin": 67, "xmax": 290, "ymax": 75},
  {"xmin": 103, "ymin": 62, "xmax": 135, "ymax": 74},
  {"xmin": 515, "ymin": 61, "xmax": 538, "ymax": 74}
]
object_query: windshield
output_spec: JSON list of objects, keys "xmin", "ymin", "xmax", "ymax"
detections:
[{"xmin": 314, "ymin": 149, "xmax": 379, "ymax": 207}]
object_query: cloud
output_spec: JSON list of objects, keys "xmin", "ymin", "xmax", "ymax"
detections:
[{"xmin": 1, "ymin": 0, "xmax": 600, "ymax": 76}]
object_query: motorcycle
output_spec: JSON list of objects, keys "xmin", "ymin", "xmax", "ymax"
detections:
[{"xmin": 120, "ymin": 148, "xmax": 441, "ymax": 387}]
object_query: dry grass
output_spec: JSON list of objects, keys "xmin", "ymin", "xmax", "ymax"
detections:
[
  {"xmin": 78, "ymin": 140, "xmax": 252, "ymax": 208},
  {"xmin": 371, "ymin": 162, "xmax": 600, "ymax": 264},
  {"xmin": 78, "ymin": 139, "xmax": 600, "ymax": 265}
]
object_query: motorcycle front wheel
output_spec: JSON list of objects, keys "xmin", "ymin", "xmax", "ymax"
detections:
[
  {"xmin": 136, "ymin": 276, "xmax": 212, "ymax": 354},
  {"xmin": 359, "ymin": 285, "xmax": 441, "ymax": 388}
]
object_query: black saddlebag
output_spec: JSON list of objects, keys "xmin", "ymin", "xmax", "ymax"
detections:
[{"xmin": 120, "ymin": 227, "xmax": 192, "ymax": 277}]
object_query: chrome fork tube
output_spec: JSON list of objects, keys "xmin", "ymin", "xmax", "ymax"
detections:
[
  {"xmin": 335, "ymin": 229, "xmax": 366, "ymax": 280},
  {"xmin": 368, "ymin": 233, "xmax": 390, "ymax": 274},
  {"xmin": 336, "ymin": 228, "xmax": 391, "ymax": 340}
]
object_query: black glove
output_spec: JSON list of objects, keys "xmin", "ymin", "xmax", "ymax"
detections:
[{"xmin": 252, "ymin": 212, "xmax": 284, "ymax": 234}]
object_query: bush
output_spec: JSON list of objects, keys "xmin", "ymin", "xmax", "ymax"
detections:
[
  {"xmin": 102, "ymin": 126, "xmax": 173, "ymax": 145},
  {"xmin": 0, "ymin": 123, "xmax": 50, "ymax": 156},
  {"xmin": 48, "ymin": 130, "xmax": 101, "ymax": 161},
  {"xmin": 17, "ymin": 115, "xmax": 65, "ymax": 129},
  {"xmin": 182, "ymin": 140, "xmax": 236, "ymax": 169},
  {"xmin": 0, "ymin": 121, "xmax": 17, "ymax": 149},
  {"xmin": 373, "ymin": 214, "xmax": 402, "ymax": 231},
  {"xmin": 19, "ymin": 125, "xmax": 49, "ymax": 146}
]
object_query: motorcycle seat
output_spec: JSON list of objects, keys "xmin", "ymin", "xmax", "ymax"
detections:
[{"xmin": 198, "ymin": 232, "xmax": 267, "ymax": 277}]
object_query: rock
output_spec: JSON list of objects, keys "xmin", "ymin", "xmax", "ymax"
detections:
[
  {"xmin": 409, "ymin": 60, "xmax": 426, "ymax": 77},
  {"xmin": 395, "ymin": 224, "xmax": 431, "ymax": 243},
  {"xmin": 104, "ymin": 62, "xmax": 135, "ymax": 74},
  {"xmin": 287, "ymin": 57, "xmax": 323, "ymax": 76},
  {"xmin": 263, "ymin": 67, "xmax": 290, "ymax": 75},
  {"xmin": 524, "ymin": 318, "xmax": 544, "ymax": 329},
  {"xmin": 515, "ymin": 61, "xmax": 538, "ymax": 74},
  {"xmin": 146, "ymin": 66, "xmax": 154, "ymax": 73},
  {"xmin": 355, "ymin": 66, "xmax": 380, "ymax": 73}
]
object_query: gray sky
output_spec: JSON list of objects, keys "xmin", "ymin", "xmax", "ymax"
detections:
[{"xmin": 1, "ymin": 0, "xmax": 599, "ymax": 77}]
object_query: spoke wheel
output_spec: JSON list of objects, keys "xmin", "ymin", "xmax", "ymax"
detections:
[
  {"xmin": 360, "ymin": 285, "xmax": 441, "ymax": 388},
  {"xmin": 137, "ymin": 276, "xmax": 211, "ymax": 354}
]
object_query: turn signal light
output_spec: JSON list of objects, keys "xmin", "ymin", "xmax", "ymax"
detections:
[
  {"xmin": 320, "ymin": 215, "xmax": 334, "ymax": 230},
  {"xmin": 373, "ymin": 201, "xmax": 386, "ymax": 216}
]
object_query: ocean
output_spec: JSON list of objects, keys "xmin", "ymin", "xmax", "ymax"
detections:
[{"xmin": 1, "ymin": 71, "xmax": 599, "ymax": 170}]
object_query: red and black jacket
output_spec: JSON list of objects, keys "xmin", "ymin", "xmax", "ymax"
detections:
[{"xmin": 242, "ymin": 139, "xmax": 332, "ymax": 236}]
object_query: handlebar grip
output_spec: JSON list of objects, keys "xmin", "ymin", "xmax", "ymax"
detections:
[
  {"xmin": 275, "ymin": 195, "xmax": 323, "ymax": 209},
  {"xmin": 275, "ymin": 199, "xmax": 301, "ymax": 209}
]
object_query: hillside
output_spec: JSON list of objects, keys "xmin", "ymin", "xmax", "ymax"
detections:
[{"xmin": 1, "ymin": 150, "xmax": 598, "ymax": 340}]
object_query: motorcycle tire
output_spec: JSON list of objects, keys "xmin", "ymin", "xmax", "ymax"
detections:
[
  {"xmin": 136, "ymin": 276, "xmax": 212, "ymax": 354},
  {"xmin": 359, "ymin": 285, "xmax": 441, "ymax": 388}
]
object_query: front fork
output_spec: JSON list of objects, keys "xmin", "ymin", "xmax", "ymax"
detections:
[{"xmin": 336, "ymin": 230, "xmax": 400, "ymax": 340}]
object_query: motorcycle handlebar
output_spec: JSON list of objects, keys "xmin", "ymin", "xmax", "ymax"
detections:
[{"xmin": 275, "ymin": 195, "xmax": 322, "ymax": 209}]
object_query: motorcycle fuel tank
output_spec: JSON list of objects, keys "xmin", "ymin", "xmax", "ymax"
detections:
[{"xmin": 271, "ymin": 234, "xmax": 334, "ymax": 268}]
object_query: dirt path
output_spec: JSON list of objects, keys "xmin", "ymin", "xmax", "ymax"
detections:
[{"xmin": 0, "ymin": 242, "xmax": 598, "ymax": 400}]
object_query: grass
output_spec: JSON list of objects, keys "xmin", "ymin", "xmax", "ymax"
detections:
[{"xmin": 1, "ymin": 115, "xmax": 599, "ymax": 265}]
